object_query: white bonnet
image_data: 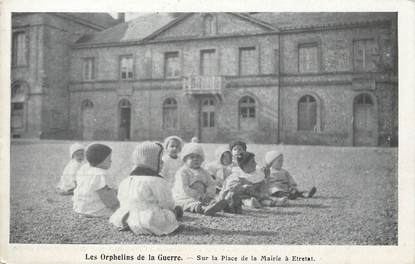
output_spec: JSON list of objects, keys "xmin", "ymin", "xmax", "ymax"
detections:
[
  {"xmin": 180, "ymin": 143, "xmax": 205, "ymax": 162},
  {"xmin": 69, "ymin": 143, "xmax": 84, "ymax": 158}
]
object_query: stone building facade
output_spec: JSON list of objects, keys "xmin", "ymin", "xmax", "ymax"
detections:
[
  {"xmin": 12, "ymin": 12, "xmax": 398, "ymax": 146},
  {"xmin": 11, "ymin": 13, "xmax": 119, "ymax": 138}
]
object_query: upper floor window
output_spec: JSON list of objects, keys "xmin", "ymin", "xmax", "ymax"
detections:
[
  {"xmin": 164, "ymin": 52, "xmax": 181, "ymax": 78},
  {"xmin": 203, "ymin": 14, "xmax": 215, "ymax": 35},
  {"xmin": 12, "ymin": 31, "xmax": 27, "ymax": 66},
  {"xmin": 353, "ymin": 39, "xmax": 377, "ymax": 72},
  {"xmin": 120, "ymin": 55, "xmax": 133, "ymax": 80},
  {"xmin": 200, "ymin": 49, "xmax": 216, "ymax": 76},
  {"xmin": 298, "ymin": 43, "xmax": 319, "ymax": 73},
  {"xmin": 239, "ymin": 47, "xmax": 257, "ymax": 76},
  {"xmin": 82, "ymin": 57, "xmax": 95, "ymax": 81},
  {"xmin": 298, "ymin": 95, "xmax": 317, "ymax": 131}
]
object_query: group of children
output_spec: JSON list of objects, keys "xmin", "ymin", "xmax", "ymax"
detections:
[{"xmin": 57, "ymin": 137, "xmax": 316, "ymax": 236}]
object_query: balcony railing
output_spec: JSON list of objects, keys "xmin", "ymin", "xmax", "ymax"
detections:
[{"xmin": 183, "ymin": 76, "xmax": 223, "ymax": 95}]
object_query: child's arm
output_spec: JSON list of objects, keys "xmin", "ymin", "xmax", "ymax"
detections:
[
  {"xmin": 97, "ymin": 186, "xmax": 119, "ymax": 211},
  {"xmin": 176, "ymin": 170, "xmax": 203, "ymax": 200}
]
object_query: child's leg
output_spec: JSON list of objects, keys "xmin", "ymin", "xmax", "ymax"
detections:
[
  {"xmin": 242, "ymin": 197, "xmax": 262, "ymax": 208},
  {"xmin": 271, "ymin": 191, "xmax": 289, "ymax": 198}
]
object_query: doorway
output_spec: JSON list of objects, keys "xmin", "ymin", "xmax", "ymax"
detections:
[
  {"xmin": 199, "ymin": 97, "xmax": 216, "ymax": 142},
  {"xmin": 353, "ymin": 93, "xmax": 377, "ymax": 146}
]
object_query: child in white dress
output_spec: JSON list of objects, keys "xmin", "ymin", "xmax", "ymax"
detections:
[
  {"xmin": 73, "ymin": 143, "xmax": 118, "ymax": 218},
  {"xmin": 172, "ymin": 143, "xmax": 227, "ymax": 216},
  {"xmin": 57, "ymin": 143, "xmax": 84, "ymax": 195},
  {"xmin": 205, "ymin": 145, "xmax": 232, "ymax": 192},
  {"xmin": 264, "ymin": 151, "xmax": 317, "ymax": 200},
  {"xmin": 160, "ymin": 136, "xmax": 184, "ymax": 188},
  {"xmin": 110, "ymin": 142, "xmax": 181, "ymax": 235}
]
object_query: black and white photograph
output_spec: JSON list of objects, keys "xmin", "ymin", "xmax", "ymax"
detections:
[{"xmin": 1, "ymin": 0, "xmax": 414, "ymax": 263}]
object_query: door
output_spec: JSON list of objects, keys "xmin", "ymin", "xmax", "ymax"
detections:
[
  {"xmin": 82, "ymin": 100, "xmax": 94, "ymax": 140},
  {"xmin": 200, "ymin": 97, "xmax": 216, "ymax": 142},
  {"xmin": 353, "ymin": 94, "xmax": 376, "ymax": 146},
  {"xmin": 119, "ymin": 99, "xmax": 131, "ymax": 141}
]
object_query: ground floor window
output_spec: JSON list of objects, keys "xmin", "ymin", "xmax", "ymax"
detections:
[{"xmin": 298, "ymin": 95, "xmax": 317, "ymax": 131}]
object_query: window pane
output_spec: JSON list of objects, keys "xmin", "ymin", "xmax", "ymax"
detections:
[
  {"xmin": 299, "ymin": 45, "xmax": 318, "ymax": 73},
  {"xmin": 249, "ymin": 107, "xmax": 255, "ymax": 118},
  {"xmin": 240, "ymin": 47, "xmax": 256, "ymax": 75},
  {"xmin": 202, "ymin": 112, "xmax": 208, "ymax": 127},
  {"xmin": 14, "ymin": 32, "xmax": 27, "ymax": 65},
  {"xmin": 240, "ymin": 108, "xmax": 247, "ymax": 118},
  {"xmin": 209, "ymin": 112, "xmax": 215, "ymax": 127},
  {"xmin": 120, "ymin": 56, "xmax": 133, "ymax": 79},
  {"xmin": 354, "ymin": 40, "xmax": 376, "ymax": 72},
  {"xmin": 201, "ymin": 50, "xmax": 216, "ymax": 76},
  {"xmin": 165, "ymin": 52, "xmax": 180, "ymax": 78}
]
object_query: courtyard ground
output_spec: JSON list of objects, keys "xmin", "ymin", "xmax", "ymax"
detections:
[{"xmin": 9, "ymin": 140, "xmax": 397, "ymax": 244}]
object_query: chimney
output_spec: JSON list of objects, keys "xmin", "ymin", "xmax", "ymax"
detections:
[{"xmin": 117, "ymin": 13, "xmax": 125, "ymax": 23}]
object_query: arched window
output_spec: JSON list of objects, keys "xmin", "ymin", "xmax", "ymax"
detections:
[
  {"xmin": 11, "ymin": 84, "xmax": 26, "ymax": 130},
  {"xmin": 163, "ymin": 98, "xmax": 178, "ymax": 129},
  {"xmin": 354, "ymin": 93, "xmax": 373, "ymax": 105},
  {"xmin": 203, "ymin": 14, "xmax": 215, "ymax": 35},
  {"xmin": 82, "ymin": 99, "xmax": 94, "ymax": 110},
  {"xmin": 298, "ymin": 95, "xmax": 317, "ymax": 131},
  {"xmin": 239, "ymin": 96, "xmax": 256, "ymax": 130}
]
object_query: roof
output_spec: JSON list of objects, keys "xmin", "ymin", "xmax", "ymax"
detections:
[
  {"xmin": 76, "ymin": 13, "xmax": 176, "ymax": 44},
  {"xmin": 250, "ymin": 12, "xmax": 396, "ymax": 30},
  {"xmin": 61, "ymin": 13, "xmax": 119, "ymax": 29}
]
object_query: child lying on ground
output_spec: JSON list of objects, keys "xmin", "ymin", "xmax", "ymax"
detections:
[
  {"xmin": 264, "ymin": 150, "xmax": 317, "ymax": 200},
  {"xmin": 110, "ymin": 141, "xmax": 181, "ymax": 235},
  {"xmin": 219, "ymin": 151, "xmax": 288, "ymax": 211},
  {"xmin": 57, "ymin": 143, "xmax": 84, "ymax": 195},
  {"xmin": 172, "ymin": 143, "xmax": 227, "ymax": 216},
  {"xmin": 205, "ymin": 145, "xmax": 232, "ymax": 192},
  {"xmin": 73, "ymin": 143, "xmax": 118, "ymax": 218},
  {"xmin": 160, "ymin": 136, "xmax": 184, "ymax": 188}
]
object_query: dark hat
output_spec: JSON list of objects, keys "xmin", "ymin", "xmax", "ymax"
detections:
[
  {"xmin": 237, "ymin": 151, "xmax": 255, "ymax": 169},
  {"xmin": 86, "ymin": 143, "xmax": 112, "ymax": 167},
  {"xmin": 229, "ymin": 140, "xmax": 247, "ymax": 151}
]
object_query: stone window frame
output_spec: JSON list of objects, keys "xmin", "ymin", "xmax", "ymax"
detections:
[
  {"xmin": 164, "ymin": 51, "xmax": 181, "ymax": 79},
  {"xmin": 82, "ymin": 57, "xmax": 96, "ymax": 81},
  {"xmin": 199, "ymin": 48, "xmax": 218, "ymax": 76},
  {"xmin": 11, "ymin": 28, "xmax": 29, "ymax": 67},
  {"xmin": 202, "ymin": 14, "xmax": 217, "ymax": 36},
  {"xmin": 119, "ymin": 54, "xmax": 134, "ymax": 81},
  {"xmin": 162, "ymin": 96, "xmax": 179, "ymax": 130},
  {"xmin": 296, "ymin": 92, "xmax": 323, "ymax": 132},
  {"xmin": 298, "ymin": 43, "xmax": 320, "ymax": 73},
  {"xmin": 238, "ymin": 46, "xmax": 260, "ymax": 76},
  {"xmin": 352, "ymin": 38, "xmax": 378, "ymax": 72},
  {"xmin": 295, "ymin": 37, "xmax": 323, "ymax": 74},
  {"xmin": 237, "ymin": 93, "xmax": 260, "ymax": 131}
]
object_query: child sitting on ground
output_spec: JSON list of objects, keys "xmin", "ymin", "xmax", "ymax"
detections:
[
  {"xmin": 73, "ymin": 143, "xmax": 119, "ymax": 218},
  {"xmin": 229, "ymin": 140, "xmax": 247, "ymax": 171},
  {"xmin": 57, "ymin": 143, "xmax": 84, "ymax": 195},
  {"xmin": 220, "ymin": 151, "xmax": 288, "ymax": 210},
  {"xmin": 160, "ymin": 136, "xmax": 184, "ymax": 188},
  {"xmin": 264, "ymin": 150, "xmax": 317, "ymax": 200},
  {"xmin": 205, "ymin": 145, "xmax": 232, "ymax": 192},
  {"xmin": 110, "ymin": 141, "xmax": 181, "ymax": 235},
  {"xmin": 172, "ymin": 143, "xmax": 227, "ymax": 216}
]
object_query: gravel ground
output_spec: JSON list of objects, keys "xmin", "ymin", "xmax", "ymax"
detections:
[{"xmin": 9, "ymin": 140, "xmax": 398, "ymax": 245}]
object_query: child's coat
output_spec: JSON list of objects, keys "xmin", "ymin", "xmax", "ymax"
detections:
[
  {"xmin": 204, "ymin": 146, "xmax": 232, "ymax": 188},
  {"xmin": 267, "ymin": 168, "xmax": 298, "ymax": 194},
  {"xmin": 57, "ymin": 143, "xmax": 84, "ymax": 192},
  {"xmin": 73, "ymin": 163, "xmax": 112, "ymax": 217},
  {"xmin": 109, "ymin": 173, "xmax": 179, "ymax": 236},
  {"xmin": 160, "ymin": 155, "xmax": 182, "ymax": 187}
]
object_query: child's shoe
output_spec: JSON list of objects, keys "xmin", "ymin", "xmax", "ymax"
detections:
[
  {"xmin": 243, "ymin": 197, "xmax": 262, "ymax": 208},
  {"xmin": 174, "ymin": 206, "xmax": 183, "ymax": 220},
  {"xmin": 306, "ymin": 187, "xmax": 317, "ymax": 198},
  {"xmin": 203, "ymin": 199, "xmax": 227, "ymax": 216}
]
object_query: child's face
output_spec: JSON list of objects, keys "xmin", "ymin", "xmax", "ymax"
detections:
[
  {"xmin": 231, "ymin": 145, "xmax": 245, "ymax": 159},
  {"xmin": 167, "ymin": 139, "xmax": 181, "ymax": 157},
  {"xmin": 242, "ymin": 157, "xmax": 257, "ymax": 174},
  {"xmin": 271, "ymin": 156, "xmax": 283, "ymax": 170},
  {"xmin": 73, "ymin": 150, "xmax": 84, "ymax": 163},
  {"xmin": 97, "ymin": 154, "xmax": 112, "ymax": 170},
  {"xmin": 220, "ymin": 152, "xmax": 232, "ymax": 166},
  {"xmin": 184, "ymin": 154, "xmax": 203, "ymax": 169}
]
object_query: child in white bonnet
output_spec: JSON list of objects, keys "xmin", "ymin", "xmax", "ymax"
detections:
[
  {"xmin": 57, "ymin": 143, "xmax": 85, "ymax": 195},
  {"xmin": 205, "ymin": 145, "xmax": 232, "ymax": 192},
  {"xmin": 160, "ymin": 136, "xmax": 184, "ymax": 188},
  {"xmin": 264, "ymin": 150, "xmax": 317, "ymax": 199},
  {"xmin": 172, "ymin": 143, "xmax": 227, "ymax": 216},
  {"xmin": 110, "ymin": 141, "xmax": 181, "ymax": 235}
]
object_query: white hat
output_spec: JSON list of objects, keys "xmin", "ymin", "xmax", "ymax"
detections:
[
  {"xmin": 69, "ymin": 143, "xmax": 84, "ymax": 158},
  {"xmin": 132, "ymin": 141, "xmax": 164, "ymax": 172},
  {"xmin": 264, "ymin": 150, "xmax": 283, "ymax": 166},
  {"xmin": 181, "ymin": 143, "xmax": 205, "ymax": 162},
  {"xmin": 163, "ymin": 135, "xmax": 184, "ymax": 150}
]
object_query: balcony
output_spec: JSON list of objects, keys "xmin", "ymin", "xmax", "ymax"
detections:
[{"xmin": 183, "ymin": 76, "xmax": 224, "ymax": 95}]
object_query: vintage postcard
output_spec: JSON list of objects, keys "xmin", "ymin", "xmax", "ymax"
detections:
[{"xmin": 0, "ymin": 0, "xmax": 414, "ymax": 263}]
